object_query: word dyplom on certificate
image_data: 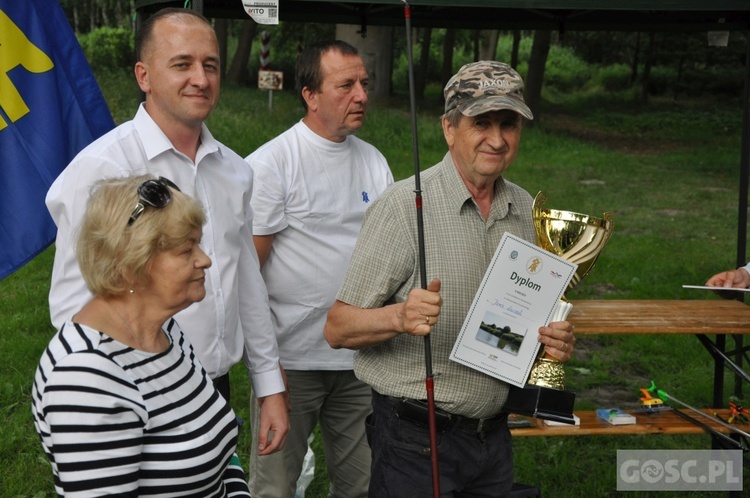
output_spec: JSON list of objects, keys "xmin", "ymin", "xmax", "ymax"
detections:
[{"xmin": 450, "ymin": 232, "xmax": 577, "ymax": 387}]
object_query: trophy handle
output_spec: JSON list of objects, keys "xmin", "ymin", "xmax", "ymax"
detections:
[
  {"xmin": 532, "ymin": 191, "xmax": 547, "ymax": 225},
  {"xmin": 532, "ymin": 191, "xmax": 615, "ymax": 290}
]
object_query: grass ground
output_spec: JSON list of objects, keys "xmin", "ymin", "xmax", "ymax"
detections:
[{"xmin": 2, "ymin": 74, "xmax": 750, "ymax": 496}]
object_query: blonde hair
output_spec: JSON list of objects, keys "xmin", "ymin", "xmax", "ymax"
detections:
[{"xmin": 76, "ymin": 174, "xmax": 205, "ymax": 297}]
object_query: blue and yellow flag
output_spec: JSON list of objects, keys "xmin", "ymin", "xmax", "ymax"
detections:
[{"xmin": 0, "ymin": 0, "xmax": 114, "ymax": 279}]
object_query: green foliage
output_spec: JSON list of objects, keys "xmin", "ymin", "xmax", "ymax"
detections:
[
  {"xmin": 561, "ymin": 31, "xmax": 641, "ymax": 66},
  {"xmin": 78, "ymin": 27, "xmax": 134, "ymax": 71},
  {"xmin": 644, "ymin": 65, "xmax": 678, "ymax": 96},
  {"xmin": 496, "ymin": 34, "xmax": 534, "ymax": 63},
  {"xmin": 226, "ymin": 22, "xmax": 336, "ymax": 91},
  {"xmin": 92, "ymin": 68, "xmax": 140, "ymax": 125},
  {"xmin": 391, "ymin": 29, "xmax": 477, "ymax": 96},
  {"xmin": 276, "ymin": 22, "xmax": 336, "ymax": 61},
  {"xmin": 496, "ymin": 31, "xmax": 744, "ymax": 100},
  {"xmin": 60, "ymin": 0, "xmax": 132, "ymax": 33},
  {"xmin": 543, "ymin": 44, "xmax": 593, "ymax": 92},
  {"xmin": 593, "ymin": 63, "xmax": 632, "ymax": 92}
]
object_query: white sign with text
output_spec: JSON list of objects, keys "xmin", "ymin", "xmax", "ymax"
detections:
[{"xmin": 241, "ymin": 0, "xmax": 279, "ymax": 24}]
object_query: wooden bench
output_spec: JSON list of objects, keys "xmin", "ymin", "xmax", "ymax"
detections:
[
  {"xmin": 511, "ymin": 408, "xmax": 747, "ymax": 437},
  {"xmin": 509, "ymin": 299, "xmax": 750, "ymax": 438}
]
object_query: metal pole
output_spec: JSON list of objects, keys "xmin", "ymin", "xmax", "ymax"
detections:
[
  {"xmin": 732, "ymin": 31, "xmax": 750, "ymax": 403},
  {"xmin": 671, "ymin": 409, "xmax": 748, "ymax": 451},
  {"xmin": 735, "ymin": 31, "xmax": 750, "ymax": 274},
  {"xmin": 402, "ymin": 2, "xmax": 440, "ymax": 496},
  {"xmin": 663, "ymin": 391, "xmax": 750, "ymax": 440}
]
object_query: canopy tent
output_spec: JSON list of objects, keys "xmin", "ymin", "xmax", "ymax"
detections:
[
  {"xmin": 135, "ymin": 0, "xmax": 750, "ymax": 31},
  {"xmin": 135, "ymin": 0, "xmax": 750, "ymax": 270}
]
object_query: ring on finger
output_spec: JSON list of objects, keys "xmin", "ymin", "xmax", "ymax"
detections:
[{"xmin": 425, "ymin": 316, "xmax": 430, "ymax": 324}]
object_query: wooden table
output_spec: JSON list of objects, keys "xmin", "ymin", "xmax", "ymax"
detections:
[
  {"xmin": 509, "ymin": 300, "xmax": 750, "ymax": 490},
  {"xmin": 568, "ymin": 299, "xmax": 750, "ymax": 335},
  {"xmin": 567, "ymin": 299, "xmax": 750, "ymax": 409}
]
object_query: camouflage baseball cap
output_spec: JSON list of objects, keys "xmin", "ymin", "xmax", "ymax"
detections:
[{"xmin": 444, "ymin": 61, "xmax": 533, "ymax": 120}]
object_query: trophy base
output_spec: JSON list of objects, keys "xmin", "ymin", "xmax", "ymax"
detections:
[{"xmin": 504, "ymin": 384, "xmax": 576, "ymax": 425}]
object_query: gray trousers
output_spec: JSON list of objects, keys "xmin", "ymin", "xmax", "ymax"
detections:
[{"xmin": 248, "ymin": 370, "xmax": 372, "ymax": 498}]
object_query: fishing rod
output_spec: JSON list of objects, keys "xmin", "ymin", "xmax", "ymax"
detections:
[
  {"xmin": 670, "ymin": 408, "xmax": 749, "ymax": 451},
  {"xmin": 647, "ymin": 381, "xmax": 750, "ymax": 440},
  {"xmin": 402, "ymin": 2, "xmax": 440, "ymax": 496}
]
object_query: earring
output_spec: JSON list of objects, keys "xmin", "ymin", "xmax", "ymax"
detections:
[{"xmin": 129, "ymin": 289, "xmax": 135, "ymax": 295}]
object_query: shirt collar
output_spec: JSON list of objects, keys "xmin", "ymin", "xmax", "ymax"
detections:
[
  {"xmin": 440, "ymin": 151, "xmax": 511, "ymax": 221},
  {"xmin": 134, "ymin": 103, "xmax": 221, "ymax": 163}
]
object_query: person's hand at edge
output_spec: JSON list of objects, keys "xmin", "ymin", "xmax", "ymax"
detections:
[
  {"xmin": 255, "ymin": 392, "xmax": 289, "ymax": 455},
  {"xmin": 706, "ymin": 268, "xmax": 750, "ymax": 289}
]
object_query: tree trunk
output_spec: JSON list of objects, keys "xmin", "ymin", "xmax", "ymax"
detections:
[
  {"xmin": 101, "ymin": 2, "xmax": 110, "ymax": 28},
  {"xmin": 524, "ymin": 30, "xmax": 551, "ymax": 125},
  {"xmin": 630, "ymin": 32, "xmax": 641, "ymax": 85},
  {"xmin": 226, "ymin": 20, "xmax": 257, "ymax": 86},
  {"xmin": 337, "ymin": 24, "xmax": 393, "ymax": 99},
  {"xmin": 473, "ymin": 30, "xmax": 480, "ymax": 62},
  {"xmin": 640, "ymin": 32, "xmax": 656, "ymax": 104},
  {"xmin": 479, "ymin": 30, "xmax": 499, "ymax": 61},
  {"xmin": 674, "ymin": 53, "xmax": 685, "ymax": 101},
  {"xmin": 511, "ymin": 30, "xmax": 521, "ymax": 69},
  {"xmin": 89, "ymin": 0, "xmax": 96, "ymax": 32},
  {"xmin": 114, "ymin": 0, "xmax": 123, "ymax": 27},
  {"xmin": 441, "ymin": 28, "xmax": 457, "ymax": 95},
  {"xmin": 72, "ymin": 2, "xmax": 80, "ymax": 33},
  {"xmin": 416, "ymin": 27, "xmax": 432, "ymax": 99},
  {"xmin": 215, "ymin": 18, "xmax": 229, "ymax": 80}
]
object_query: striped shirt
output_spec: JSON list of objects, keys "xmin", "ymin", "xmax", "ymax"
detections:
[
  {"xmin": 337, "ymin": 152, "xmax": 536, "ymax": 419},
  {"xmin": 31, "ymin": 319, "xmax": 251, "ymax": 497}
]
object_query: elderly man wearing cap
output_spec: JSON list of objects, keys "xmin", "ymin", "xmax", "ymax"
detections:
[{"xmin": 324, "ymin": 61, "xmax": 575, "ymax": 496}]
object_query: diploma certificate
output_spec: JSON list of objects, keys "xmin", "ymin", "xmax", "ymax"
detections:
[{"xmin": 449, "ymin": 232, "xmax": 577, "ymax": 387}]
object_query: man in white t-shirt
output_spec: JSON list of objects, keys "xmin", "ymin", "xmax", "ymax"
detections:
[{"xmin": 245, "ymin": 40, "xmax": 393, "ymax": 498}]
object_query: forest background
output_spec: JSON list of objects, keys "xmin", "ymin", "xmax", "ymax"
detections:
[
  {"xmin": 63, "ymin": 0, "xmax": 746, "ymax": 121},
  {"xmin": 3, "ymin": 0, "xmax": 750, "ymax": 496}
]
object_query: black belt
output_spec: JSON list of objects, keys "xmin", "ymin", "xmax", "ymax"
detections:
[{"xmin": 381, "ymin": 393, "xmax": 508, "ymax": 433}]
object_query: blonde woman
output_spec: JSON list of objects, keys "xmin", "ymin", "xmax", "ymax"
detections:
[{"xmin": 32, "ymin": 175, "xmax": 250, "ymax": 497}]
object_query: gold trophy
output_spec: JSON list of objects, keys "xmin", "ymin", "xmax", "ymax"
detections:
[{"xmin": 505, "ymin": 192, "xmax": 614, "ymax": 424}]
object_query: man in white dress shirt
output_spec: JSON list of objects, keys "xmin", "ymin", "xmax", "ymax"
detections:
[{"xmin": 46, "ymin": 7, "xmax": 289, "ymax": 455}]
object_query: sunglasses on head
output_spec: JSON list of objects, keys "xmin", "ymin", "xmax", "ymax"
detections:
[{"xmin": 127, "ymin": 177, "xmax": 181, "ymax": 226}]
